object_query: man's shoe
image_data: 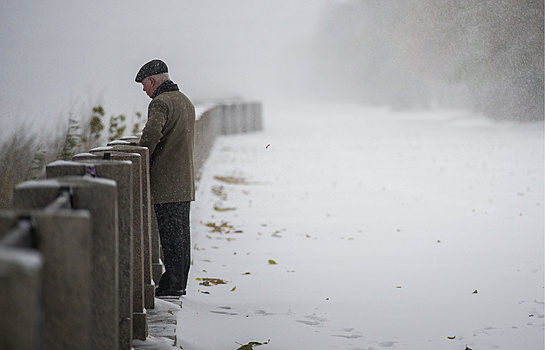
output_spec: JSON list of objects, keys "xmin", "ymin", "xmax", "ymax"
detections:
[{"xmin": 155, "ymin": 287, "xmax": 186, "ymax": 297}]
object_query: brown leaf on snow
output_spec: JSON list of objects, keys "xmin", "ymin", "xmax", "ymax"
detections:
[
  {"xmin": 236, "ymin": 339, "xmax": 270, "ymax": 350},
  {"xmin": 214, "ymin": 175, "xmax": 249, "ymax": 184},
  {"xmin": 211, "ymin": 185, "xmax": 228, "ymax": 200},
  {"xmin": 197, "ymin": 277, "xmax": 228, "ymax": 286},
  {"xmin": 214, "ymin": 204, "xmax": 237, "ymax": 212}
]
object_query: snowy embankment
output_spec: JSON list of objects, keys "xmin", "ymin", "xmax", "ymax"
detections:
[{"xmin": 178, "ymin": 102, "xmax": 544, "ymax": 350}]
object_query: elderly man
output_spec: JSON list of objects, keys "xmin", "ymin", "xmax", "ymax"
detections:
[{"xmin": 135, "ymin": 59, "xmax": 195, "ymax": 297}]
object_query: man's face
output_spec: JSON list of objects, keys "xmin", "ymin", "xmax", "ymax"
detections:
[{"xmin": 141, "ymin": 77, "xmax": 156, "ymax": 98}]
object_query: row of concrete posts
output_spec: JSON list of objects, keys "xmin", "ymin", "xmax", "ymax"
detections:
[{"xmin": 0, "ymin": 101, "xmax": 262, "ymax": 350}]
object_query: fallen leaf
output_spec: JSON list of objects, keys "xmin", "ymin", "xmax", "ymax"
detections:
[
  {"xmin": 236, "ymin": 339, "xmax": 270, "ymax": 350},
  {"xmin": 214, "ymin": 204, "xmax": 237, "ymax": 212},
  {"xmin": 447, "ymin": 336, "xmax": 456, "ymax": 340},
  {"xmin": 167, "ymin": 310, "xmax": 174, "ymax": 315},
  {"xmin": 268, "ymin": 259, "xmax": 277, "ymax": 265},
  {"xmin": 242, "ymin": 272, "xmax": 251, "ymax": 275},
  {"xmin": 231, "ymin": 286, "xmax": 237, "ymax": 292},
  {"xmin": 472, "ymin": 289, "xmax": 478, "ymax": 294},
  {"xmin": 198, "ymin": 277, "xmax": 228, "ymax": 286},
  {"xmin": 214, "ymin": 175, "xmax": 249, "ymax": 184},
  {"xmin": 204, "ymin": 221, "xmax": 236, "ymax": 234},
  {"xmin": 211, "ymin": 185, "xmax": 228, "ymax": 200}
]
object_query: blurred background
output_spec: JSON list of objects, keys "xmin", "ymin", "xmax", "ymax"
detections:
[
  {"xmin": 0, "ymin": 0, "xmax": 326, "ymax": 134},
  {"xmin": 1, "ymin": 0, "xmax": 542, "ymax": 136},
  {"xmin": 313, "ymin": 0, "xmax": 544, "ymax": 121}
]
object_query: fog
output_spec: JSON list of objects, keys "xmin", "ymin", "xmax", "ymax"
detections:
[
  {"xmin": 0, "ymin": 1, "xmax": 327, "ymax": 134},
  {"xmin": 312, "ymin": 1, "xmax": 544, "ymax": 121},
  {"xmin": 1, "ymin": 0, "xmax": 542, "ymax": 138}
]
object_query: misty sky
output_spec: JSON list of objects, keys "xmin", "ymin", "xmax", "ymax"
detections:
[{"xmin": 0, "ymin": 1, "xmax": 327, "ymax": 134}]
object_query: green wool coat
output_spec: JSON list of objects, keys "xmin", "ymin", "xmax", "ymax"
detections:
[{"xmin": 139, "ymin": 88, "xmax": 196, "ymax": 204}]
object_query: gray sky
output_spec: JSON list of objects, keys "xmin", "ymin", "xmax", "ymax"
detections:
[{"xmin": 0, "ymin": 1, "xmax": 327, "ymax": 134}]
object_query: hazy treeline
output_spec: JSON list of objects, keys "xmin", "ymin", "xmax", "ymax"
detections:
[{"xmin": 313, "ymin": 0, "xmax": 543, "ymax": 121}]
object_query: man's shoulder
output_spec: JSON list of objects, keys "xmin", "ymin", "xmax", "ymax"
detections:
[
  {"xmin": 154, "ymin": 90, "xmax": 192, "ymax": 104},
  {"xmin": 151, "ymin": 91, "xmax": 195, "ymax": 116}
]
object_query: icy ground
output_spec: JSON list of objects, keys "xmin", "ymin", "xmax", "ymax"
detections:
[{"xmin": 178, "ymin": 102, "xmax": 544, "ymax": 350}]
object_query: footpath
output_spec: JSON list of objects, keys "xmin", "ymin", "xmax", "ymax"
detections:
[{"xmin": 144, "ymin": 102, "xmax": 543, "ymax": 350}]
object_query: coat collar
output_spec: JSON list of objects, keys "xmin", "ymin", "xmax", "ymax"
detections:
[{"xmin": 152, "ymin": 80, "xmax": 179, "ymax": 99}]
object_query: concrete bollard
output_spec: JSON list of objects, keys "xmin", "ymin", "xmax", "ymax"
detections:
[
  {"xmin": 255, "ymin": 102, "xmax": 264, "ymax": 131},
  {"xmin": 250, "ymin": 102, "xmax": 263, "ymax": 131},
  {"xmin": 229, "ymin": 104, "xmax": 240, "ymax": 134},
  {"xmin": 14, "ymin": 177, "xmax": 120, "ymax": 350},
  {"xmin": 46, "ymin": 159, "xmax": 134, "ymax": 349},
  {"xmin": 150, "ymin": 210, "xmax": 162, "ymax": 285},
  {"xmin": 232, "ymin": 102, "xmax": 246, "ymax": 134},
  {"xmin": 220, "ymin": 104, "xmax": 232, "ymax": 135},
  {"xmin": 34, "ymin": 210, "xmax": 93, "ymax": 350},
  {"xmin": 1, "ymin": 209, "xmax": 95, "ymax": 350},
  {"xmin": 239, "ymin": 103, "xmax": 249, "ymax": 133},
  {"xmin": 0, "ymin": 240, "xmax": 43, "ymax": 350},
  {"xmin": 74, "ymin": 152, "xmax": 148, "ymax": 340},
  {"xmin": 95, "ymin": 144, "xmax": 155, "ymax": 310},
  {"xmin": 120, "ymin": 135, "xmax": 141, "ymax": 143},
  {"xmin": 195, "ymin": 106, "xmax": 220, "ymax": 180}
]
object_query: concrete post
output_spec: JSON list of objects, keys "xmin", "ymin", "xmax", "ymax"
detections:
[
  {"xmin": 239, "ymin": 103, "xmax": 249, "ymax": 133},
  {"xmin": 0, "ymin": 242, "xmax": 43, "ymax": 350},
  {"xmin": 231, "ymin": 102, "xmax": 245, "ymax": 134},
  {"xmin": 14, "ymin": 177, "xmax": 119, "ymax": 350},
  {"xmin": 74, "ymin": 152, "xmax": 148, "ymax": 340},
  {"xmin": 195, "ymin": 106, "xmax": 220, "ymax": 178},
  {"xmin": 150, "ymin": 209, "xmax": 162, "ymax": 285},
  {"xmin": 220, "ymin": 104, "xmax": 231, "ymax": 135},
  {"xmin": 34, "ymin": 210, "xmax": 93, "ymax": 350},
  {"xmin": 94, "ymin": 144, "xmax": 155, "ymax": 310},
  {"xmin": 253, "ymin": 102, "xmax": 263, "ymax": 131},
  {"xmin": 46, "ymin": 159, "xmax": 134, "ymax": 349},
  {"xmin": 120, "ymin": 135, "xmax": 141, "ymax": 143}
]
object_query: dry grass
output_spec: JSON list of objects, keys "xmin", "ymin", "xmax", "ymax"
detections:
[
  {"xmin": 0, "ymin": 105, "xmax": 141, "ymax": 209},
  {"xmin": 0, "ymin": 124, "xmax": 67, "ymax": 209}
]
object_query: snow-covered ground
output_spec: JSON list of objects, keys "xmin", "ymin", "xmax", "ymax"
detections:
[{"xmin": 178, "ymin": 102, "xmax": 544, "ymax": 350}]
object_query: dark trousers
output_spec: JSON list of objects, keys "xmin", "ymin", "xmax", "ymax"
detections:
[{"xmin": 153, "ymin": 201, "xmax": 191, "ymax": 290}]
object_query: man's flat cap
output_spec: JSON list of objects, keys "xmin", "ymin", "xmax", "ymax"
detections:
[{"xmin": 135, "ymin": 59, "xmax": 168, "ymax": 82}]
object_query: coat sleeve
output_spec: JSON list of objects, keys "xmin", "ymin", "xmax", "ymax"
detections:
[{"xmin": 139, "ymin": 99, "xmax": 169, "ymax": 155}]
